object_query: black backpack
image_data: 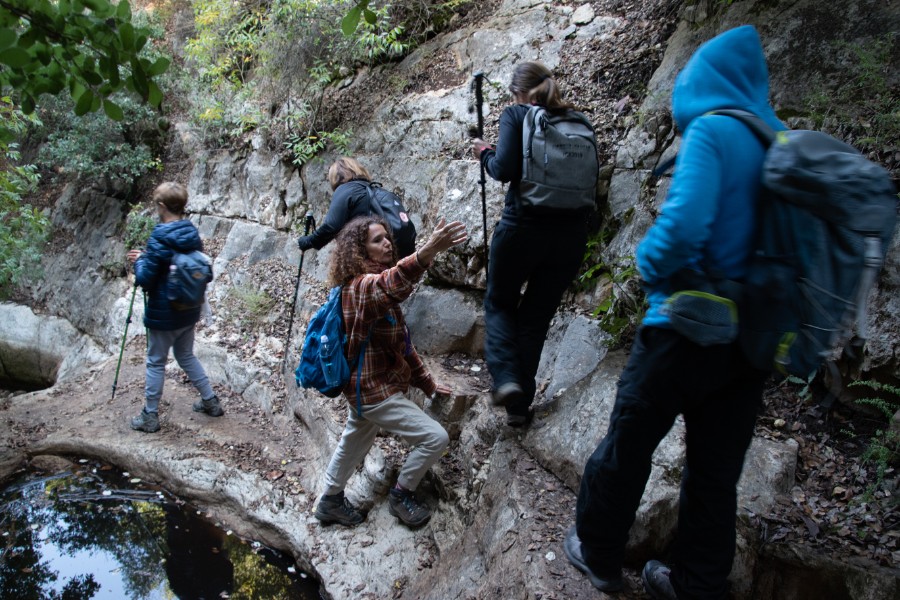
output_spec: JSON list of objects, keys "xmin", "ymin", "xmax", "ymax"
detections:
[
  {"xmin": 364, "ymin": 182, "xmax": 417, "ymax": 258},
  {"xmin": 714, "ymin": 110, "xmax": 897, "ymax": 378},
  {"xmin": 520, "ymin": 106, "xmax": 599, "ymax": 212}
]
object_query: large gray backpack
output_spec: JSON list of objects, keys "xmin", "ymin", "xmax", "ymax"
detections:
[
  {"xmin": 714, "ymin": 109, "xmax": 898, "ymax": 379},
  {"xmin": 520, "ymin": 106, "xmax": 598, "ymax": 212}
]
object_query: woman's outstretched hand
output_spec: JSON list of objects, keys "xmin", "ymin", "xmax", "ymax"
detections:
[{"xmin": 416, "ymin": 219, "xmax": 468, "ymax": 266}]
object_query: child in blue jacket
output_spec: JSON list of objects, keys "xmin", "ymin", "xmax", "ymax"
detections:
[{"xmin": 127, "ymin": 182, "xmax": 222, "ymax": 433}]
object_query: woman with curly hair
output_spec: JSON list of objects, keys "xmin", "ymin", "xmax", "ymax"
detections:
[{"xmin": 314, "ymin": 215, "xmax": 467, "ymax": 529}]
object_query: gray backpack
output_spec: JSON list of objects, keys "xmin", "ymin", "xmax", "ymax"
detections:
[
  {"xmin": 713, "ymin": 110, "xmax": 897, "ymax": 379},
  {"xmin": 520, "ymin": 106, "xmax": 599, "ymax": 211}
]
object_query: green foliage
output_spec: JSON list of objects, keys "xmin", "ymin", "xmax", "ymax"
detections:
[
  {"xmin": 0, "ymin": 0, "xmax": 169, "ymax": 129},
  {"xmin": 179, "ymin": 0, "xmax": 470, "ymax": 156},
  {"xmin": 124, "ymin": 205, "xmax": 155, "ymax": 250},
  {"xmin": 228, "ymin": 284, "xmax": 276, "ymax": 329},
  {"xmin": 186, "ymin": 0, "xmax": 266, "ymax": 88},
  {"xmin": 846, "ymin": 379, "xmax": 900, "ymax": 499},
  {"xmin": 35, "ymin": 92, "xmax": 163, "ymax": 192},
  {"xmin": 0, "ymin": 97, "xmax": 49, "ymax": 296},
  {"xmin": 285, "ymin": 127, "xmax": 352, "ymax": 167},
  {"xmin": 803, "ymin": 33, "xmax": 899, "ymax": 159}
]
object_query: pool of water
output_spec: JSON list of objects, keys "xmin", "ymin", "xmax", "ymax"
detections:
[{"xmin": 0, "ymin": 458, "xmax": 322, "ymax": 599}]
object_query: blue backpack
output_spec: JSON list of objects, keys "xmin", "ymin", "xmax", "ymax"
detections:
[
  {"xmin": 295, "ymin": 287, "xmax": 372, "ymax": 409},
  {"xmin": 167, "ymin": 250, "xmax": 213, "ymax": 310}
]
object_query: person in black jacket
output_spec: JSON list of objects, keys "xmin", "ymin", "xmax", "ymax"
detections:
[
  {"xmin": 471, "ymin": 62, "xmax": 591, "ymax": 427},
  {"xmin": 298, "ymin": 157, "xmax": 415, "ymax": 257},
  {"xmin": 127, "ymin": 182, "xmax": 223, "ymax": 433}
]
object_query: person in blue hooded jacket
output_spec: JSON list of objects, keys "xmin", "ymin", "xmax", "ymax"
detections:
[
  {"xmin": 563, "ymin": 26, "xmax": 784, "ymax": 600},
  {"xmin": 127, "ymin": 182, "xmax": 223, "ymax": 433}
]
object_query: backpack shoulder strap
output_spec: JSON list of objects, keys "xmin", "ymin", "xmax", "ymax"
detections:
[
  {"xmin": 708, "ymin": 109, "xmax": 777, "ymax": 146},
  {"xmin": 364, "ymin": 181, "xmax": 387, "ymax": 219}
]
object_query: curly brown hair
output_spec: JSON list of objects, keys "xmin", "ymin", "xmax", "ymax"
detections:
[{"xmin": 329, "ymin": 216, "xmax": 397, "ymax": 286}]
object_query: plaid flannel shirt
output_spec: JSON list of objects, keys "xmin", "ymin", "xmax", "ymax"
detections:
[{"xmin": 341, "ymin": 253, "xmax": 437, "ymax": 407}]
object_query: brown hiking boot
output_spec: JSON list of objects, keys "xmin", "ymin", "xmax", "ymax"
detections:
[
  {"xmin": 314, "ymin": 492, "xmax": 364, "ymax": 527},
  {"xmin": 388, "ymin": 487, "xmax": 431, "ymax": 527}
]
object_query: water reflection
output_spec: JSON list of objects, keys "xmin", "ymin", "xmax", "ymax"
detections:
[{"xmin": 0, "ymin": 459, "xmax": 321, "ymax": 599}]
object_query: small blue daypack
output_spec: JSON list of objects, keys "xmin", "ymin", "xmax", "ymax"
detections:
[
  {"xmin": 167, "ymin": 250, "xmax": 213, "ymax": 310},
  {"xmin": 295, "ymin": 287, "xmax": 372, "ymax": 411}
]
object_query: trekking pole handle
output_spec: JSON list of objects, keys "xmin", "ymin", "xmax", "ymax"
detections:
[
  {"xmin": 473, "ymin": 71, "xmax": 485, "ymax": 138},
  {"xmin": 304, "ymin": 212, "xmax": 314, "ymax": 235}
]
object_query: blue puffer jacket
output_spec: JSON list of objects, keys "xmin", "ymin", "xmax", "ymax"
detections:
[
  {"xmin": 135, "ymin": 219, "xmax": 204, "ymax": 330},
  {"xmin": 637, "ymin": 25, "xmax": 786, "ymax": 328}
]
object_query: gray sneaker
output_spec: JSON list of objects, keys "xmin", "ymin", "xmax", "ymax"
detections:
[
  {"xmin": 314, "ymin": 492, "xmax": 364, "ymax": 527},
  {"xmin": 130, "ymin": 409, "xmax": 160, "ymax": 433},
  {"xmin": 192, "ymin": 395, "xmax": 224, "ymax": 417},
  {"xmin": 563, "ymin": 526, "xmax": 624, "ymax": 592},
  {"xmin": 491, "ymin": 382, "xmax": 523, "ymax": 407},
  {"xmin": 642, "ymin": 560, "xmax": 677, "ymax": 600},
  {"xmin": 388, "ymin": 488, "xmax": 431, "ymax": 527}
]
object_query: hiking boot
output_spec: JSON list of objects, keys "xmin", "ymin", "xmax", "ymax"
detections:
[
  {"xmin": 506, "ymin": 408, "xmax": 534, "ymax": 428},
  {"xmin": 192, "ymin": 395, "xmax": 224, "ymax": 417},
  {"xmin": 314, "ymin": 492, "xmax": 364, "ymax": 527},
  {"xmin": 491, "ymin": 382, "xmax": 523, "ymax": 407},
  {"xmin": 642, "ymin": 560, "xmax": 677, "ymax": 600},
  {"xmin": 563, "ymin": 526, "xmax": 624, "ymax": 593},
  {"xmin": 388, "ymin": 487, "xmax": 432, "ymax": 528},
  {"xmin": 130, "ymin": 409, "xmax": 160, "ymax": 433}
]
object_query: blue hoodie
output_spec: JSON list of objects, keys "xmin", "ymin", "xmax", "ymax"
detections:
[
  {"xmin": 135, "ymin": 219, "xmax": 204, "ymax": 330},
  {"xmin": 637, "ymin": 25, "xmax": 786, "ymax": 328}
]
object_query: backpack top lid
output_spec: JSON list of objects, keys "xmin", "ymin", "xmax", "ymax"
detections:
[
  {"xmin": 710, "ymin": 109, "xmax": 897, "ymax": 237},
  {"xmin": 764, "ymin": 129, "xmax": 897, "ymax": 234}
]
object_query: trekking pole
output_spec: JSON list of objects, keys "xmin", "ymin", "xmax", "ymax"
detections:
[
  {"xmin": 471, "ymin": 71, "xmax": 489, "ymax": 278},
  {"xmin": 285, "ymin": 212, "xmax": 315, "ymax": 357},
  {"xmin": 111, "ymin": 283, "xmax": 138, "ymax": 401}
]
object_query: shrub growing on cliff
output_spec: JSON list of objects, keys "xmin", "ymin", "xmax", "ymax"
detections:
[{"xmin": 0, "ymin": 99, "xmax": 49, "ymax": 296}]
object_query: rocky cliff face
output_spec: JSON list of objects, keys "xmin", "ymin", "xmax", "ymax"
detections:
[{"xmin": 3, "ymin": 1, "xmax": 899, "ymax": 599}]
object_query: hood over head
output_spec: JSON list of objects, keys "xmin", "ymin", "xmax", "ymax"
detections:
[{"xmin": 672, "ymin": 25, "xmax": 779, "ymax": 131}]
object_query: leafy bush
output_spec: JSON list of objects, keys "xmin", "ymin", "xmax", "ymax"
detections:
[
  {"xmin": 846, "ymin": 379, "xmax": 900, "ymax": 500},
  {"xmin": 125, "ymin": 205, "xmax": 156, "ymax": 250},
  {"xmin": 35, "ymin": 92, "xmax": 163, "ymax": 195},
  {"xmin": 0, "ymin": 98, "xmax": 49, "ymax": 296}
]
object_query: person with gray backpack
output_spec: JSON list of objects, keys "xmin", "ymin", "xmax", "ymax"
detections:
[
  {"xmin": 471, "ymin": 61, "xmax": 598, "ymax": 427},
  {"xmin": 127, "ymin": 182, "xmax": 222, "ymax": 433}
]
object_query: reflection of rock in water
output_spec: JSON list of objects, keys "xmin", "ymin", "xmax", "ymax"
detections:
[{"xmin": 164, "ymin": 504, "xmax": 235, "ymax": 600}]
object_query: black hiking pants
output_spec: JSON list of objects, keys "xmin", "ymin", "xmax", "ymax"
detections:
[
  {"xmin": 483, "ymin": 216, "xmax": 587, "ymax": 417},
  {"xmin": 576, "ymin": 326, "xmax": 768, "ymax": 599}
]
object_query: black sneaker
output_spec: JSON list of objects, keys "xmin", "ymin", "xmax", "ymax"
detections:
[
  {"xmin": 642, "ymin": 560, "xmax": 677, "ymax": 600},
  {"xmin": 563, "ymin": 526, "xmax": 624, "ymax": 592},
  {"xmin": 314, "ymin": 492, "xmax": 364, "ymax": 527},
  {"xmin": 193, "ymin": 395, "xmax": 224, "ymax": 417},
  {"xmin": 130, "ymin": 409, "xmax": 160, "ymax": 433},
  {"xmin": 388, "ymin": 487, "xmax": 432, "ymax": 527},
  {"xmin": 491, "ymin": 382, "xmax": 523, "ymax": 407},
  {"xmin": 506, "ymin": 408, "xmax": 534, "ymax": 428}
]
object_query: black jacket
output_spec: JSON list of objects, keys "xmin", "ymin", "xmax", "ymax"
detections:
[{"xmin": 298, "ymin": 179, "xmax": 372, "ymax": 250}]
